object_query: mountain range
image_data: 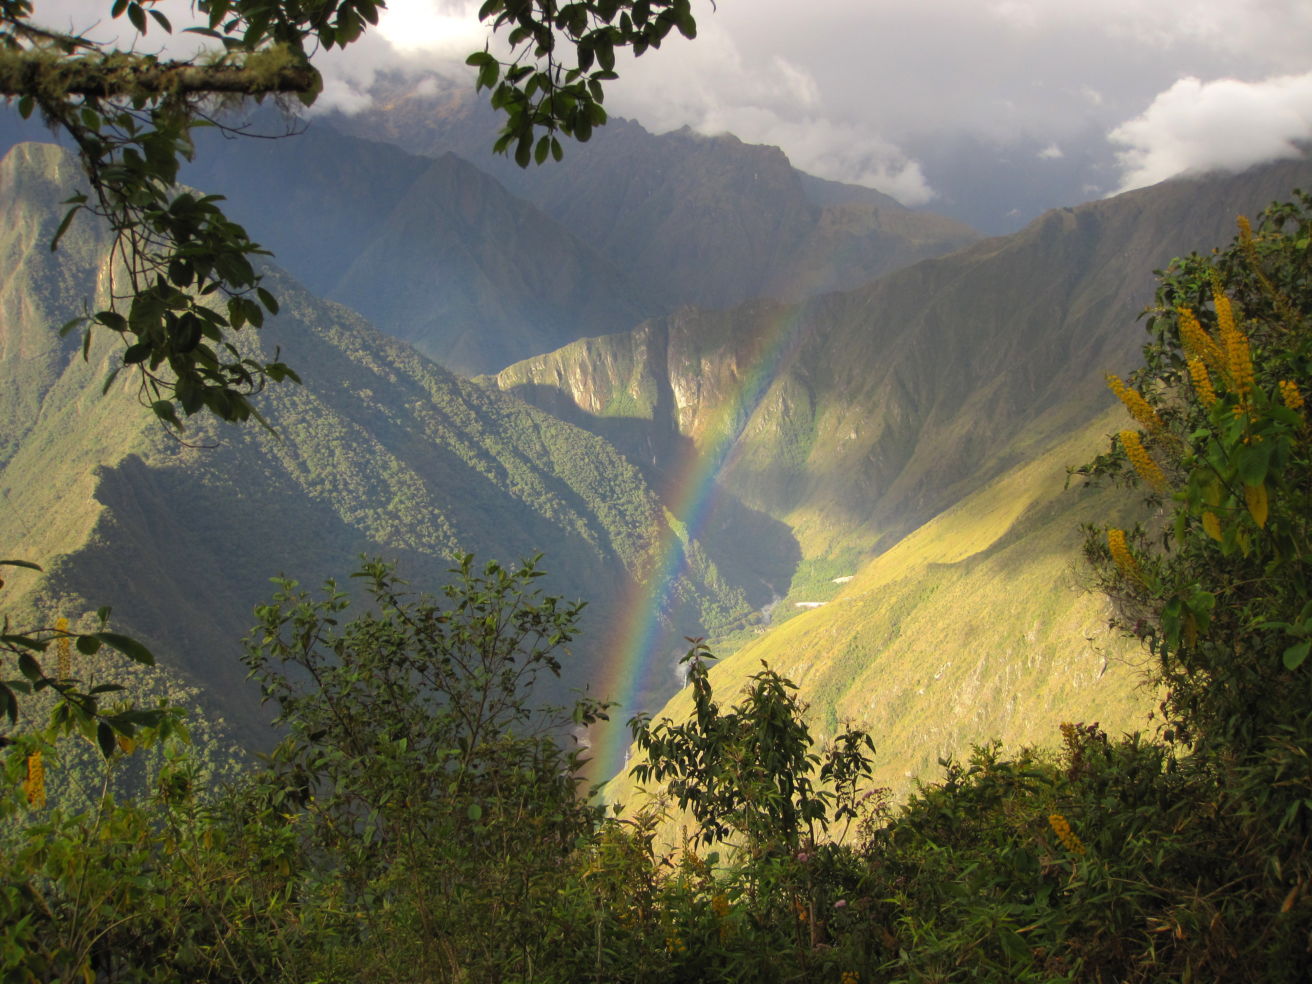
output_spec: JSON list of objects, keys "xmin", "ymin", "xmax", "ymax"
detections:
[{"xmin": 3, "ymin": 91, "xmax": 1309, "ymax": 787}]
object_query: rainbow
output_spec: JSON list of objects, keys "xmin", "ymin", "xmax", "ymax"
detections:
[{"xmin": 589, "ymin": 297, "xmax": 816, "ymax": 784}]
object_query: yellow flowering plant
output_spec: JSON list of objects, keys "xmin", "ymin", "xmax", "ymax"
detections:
[{"xmin": 1077, "ymin": 194, "xmax": 1312, "ymax": 753}]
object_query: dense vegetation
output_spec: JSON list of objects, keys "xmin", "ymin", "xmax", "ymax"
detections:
[{"xmin": 3, "ymin": 195, "xmax": 1311, "ymax": 982}]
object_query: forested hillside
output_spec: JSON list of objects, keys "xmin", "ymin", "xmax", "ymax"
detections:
[
  {"xmin": 178, "ymin": 119, "xmax": 659, "ymax": 374},
  {"xmin": 0, "ymin": 142, "xmax": 758, "ymax": 740}
]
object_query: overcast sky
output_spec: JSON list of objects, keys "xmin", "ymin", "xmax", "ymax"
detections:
[
  {"xmin": 31, "ymin": 0, "xmax": 1312, "ymax": 231},
  {"xmin": 345, "ymin": 0, "xmax": 1312, "ymax": 229}
]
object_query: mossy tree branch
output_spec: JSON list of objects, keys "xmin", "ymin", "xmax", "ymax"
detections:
[{"xmin": 0, "ymin": 48, "xmax": 320, "ymax": 101}]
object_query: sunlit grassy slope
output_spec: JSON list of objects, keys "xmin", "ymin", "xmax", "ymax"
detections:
[{"xmin": 608, "ymin": 407, "xmax": 1153, "ymax": 809}]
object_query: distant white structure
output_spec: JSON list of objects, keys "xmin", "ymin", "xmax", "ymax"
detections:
[
  {"xmin": 832, "ymin": 575, "xmax": 854, "ymax": 583},
  {"xmin": 794, "ymin": 601, "xmax": 826, "ymax": 609}
]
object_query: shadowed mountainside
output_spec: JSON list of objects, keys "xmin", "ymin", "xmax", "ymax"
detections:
[
  {"xmin": 0, "ymin": 142, "xmax": 772, "ymax": 740},
  {"xmin": 326, "ymin": 79, "xmax": 980, "ymax": 313}
]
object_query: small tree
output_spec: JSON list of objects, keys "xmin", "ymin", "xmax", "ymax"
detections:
[
  {"xmin": 628, "ymin": 642, "xmax": 876, "ymax": 853},
  {"xmin": 243, "ymin": 554, "xmax": 609, "ymax": 980}
]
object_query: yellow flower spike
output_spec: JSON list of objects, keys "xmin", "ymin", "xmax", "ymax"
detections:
[
  {"xmin": 1279, "ymin": 380, "xmax": 1304, "ymax": 412},
  {"xmin": 1120, "ymin": 430, "xmax": 1169, "ymax": 492},
  {"xmin": 25, "ymin": 751, "xmax": 45, "ymax": 808},
  {"xmin": 1107, "ymin": 528, "xmax": 1143, "ymax": 582},
  {"xmin": 1187, "ymin": 357, "xmax": 1218, "ymax": 408},
  {"xmin": 1237, "ymin": 213, "xmax": 1254, "ymax": 244},
  {"xmin": 1177, "ymin": 307, "xmax": 1227, "ymax": 377},
  {"xmin": 1202, "ymin": 511, "xmax": 1224, "ymax": 542},
  {"xmin": 711, "ymin": 893, "xmax": 731, "ymax": 919},
  {"xmin": 1048, "ymin": 813, "xmax": 1087, "ymax": 854},
  {"xmin": 1106, "ymin": 374, "xmax": 1164, "ymax": 433},
  {"xmin": 1245, "ymin": 482, "xmax": 1269, "ymax": 528},
  {"xmin": 1212, "ymin": 286, "xmax": 1255, "ymax": 401},
  {"xmin": 54, "ymin": 617, "xmax": 71, "ymax": 681}
]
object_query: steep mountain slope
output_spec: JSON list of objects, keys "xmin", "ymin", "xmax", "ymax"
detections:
[
  {"xmin": 491, "ymin": 156, "xmax": 1312, "ymax": 572},
  {"xmin": 177, "ymin": 119, "xmax": 654, "ymax": 375},
  {"xmin": 1, "ymin": 93, "xmax": 975, "ymax": 375},
  {"xmin": 0, "ymin": 142, "xmax": 755, "ymax": 740},
  {"xmin": 605, "ymin": 410, "xmax": 1152, "ymax": 799},
  {"xmin": 325, "ymin": 79, "xmax": 980, "ymax": 311}
]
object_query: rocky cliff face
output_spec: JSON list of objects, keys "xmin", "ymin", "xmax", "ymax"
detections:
[{"xmin": 490, "ymin": 155, "xmax": 1312, "ymax": 565}]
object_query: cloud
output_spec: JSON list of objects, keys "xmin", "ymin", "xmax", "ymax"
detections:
[
  {"xmin": 1110, "ymin": 74, "xmax": 1312, "ymax": 192},
  {"xmin": 1037, "ymin": 143, "xmax": 1064, "ymax": 159},
  {"xmin": 749, "ymin": 118, "xmax": 937, "ymax": 205},
  {"xmin": 310, "ymin": 4, "xmax": 485, "ymax": 115},
  {"xmin": 28, "ymin": 0, "xmax": 1310, "ymax": 223}
]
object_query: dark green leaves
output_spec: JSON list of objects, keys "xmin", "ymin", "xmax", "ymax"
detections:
[
  {"xmin": 630, "ymin": 642, "xmax": 875, "ymax": 850},
  {"xmin": 1, "ymin": 603, "xmax": 171, "ymax": 757},
  {"xmin": 91, "ymin": 631, "xmax": 156, "ymax": 665},
  {"xmin": 474, "ymin": 0, "xmax": 700, "ymax": 167}
]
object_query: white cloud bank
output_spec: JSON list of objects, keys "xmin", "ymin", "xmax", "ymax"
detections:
[
  {"xmin": 25, "ymin": 1, "xmax": 1312, "ymax": 217},
  {"xmin": 1111, "ymin": 73, "xmax": 1312, "ymax": 192}
]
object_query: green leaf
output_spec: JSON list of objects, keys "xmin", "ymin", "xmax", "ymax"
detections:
[
  {"xmin": 127, "ymin": 2, "xmax": 147, "ymax": 34},
  {"xmin": 51, "ymin": 203, "xmax": 83, "ymax": 251},
  {"xmin": 151, "ymin": 400, "xmax": 182, "ymax": 429},
  {"xmin": 467, "ymin": 802, "xmax": 483, "ymax": 821},
  {"xmin": 18, "ymin": 652, "xmax": 42, "ymax": 682},
  {"xmin": 1236, "ymin": 440, "xmax": 1272, "ymax": 486},
  {"xmin": 95, "ymin": 310, "xmax": 128, "ymax": 332},
  {"xmin": 123, "ymin": 341, "xmax": 153, "ymax": 365},
  {"xmin": 1284, "ymin": 640, "xmax": 1310, "ymax": 670},
  {"xmin": 97, "ymin": 721, "xmax": 117, "ymax": 758},
  {"xmin": 92, "ymin": 632, "xmax": 155, "ymax": 665}
]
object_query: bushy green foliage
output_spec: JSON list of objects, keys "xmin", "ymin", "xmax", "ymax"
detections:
[
  {"xmin": 630, "ymin": 643, "xmax": 875, "ymax": 852},
  {"xmin": 240, "ymin": 553, "xmax": 610, "ymax": 982},
  {"xmin": 1079, "ymin": 196, "xmax": 1312, "ymax": 755}
]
